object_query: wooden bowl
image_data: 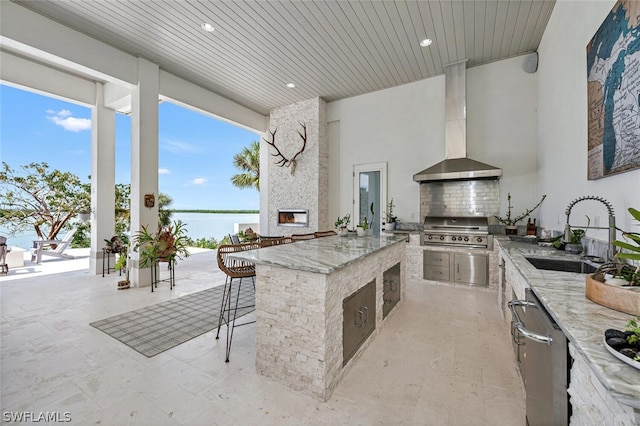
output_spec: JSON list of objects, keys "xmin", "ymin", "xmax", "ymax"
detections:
[{"xmin": 585, "ymin": 274, "xmax": 640, "ymax": 315}]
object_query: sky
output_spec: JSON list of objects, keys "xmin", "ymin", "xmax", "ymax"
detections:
[{"xmin": 0, "ymin": 83, "xmax": 260, "ymax": 210}]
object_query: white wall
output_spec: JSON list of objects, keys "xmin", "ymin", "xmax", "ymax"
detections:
[
  {"xmin": 537, "ymin": 0, "xmax": 640, "ymax": 240},
  {"xmin": 327, "ymin": 76, "xmax": 445, "ymax": 224},
  {"xmin": 326, "ymin": 56, "xmax": 538, "ymax": 225},
  {"xmin": 467, "ymin": 56, "xmax": 539, "ymax": 218}
]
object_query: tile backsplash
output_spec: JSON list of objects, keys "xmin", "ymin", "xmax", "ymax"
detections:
[{"xmin": 420, "ymin": 179, "xmax": 500, "ymax": 219}]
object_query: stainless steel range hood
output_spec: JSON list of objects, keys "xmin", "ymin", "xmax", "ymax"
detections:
[{"xmin": 413, "ymin": 61, "xmax": 502, "ymax": 182}]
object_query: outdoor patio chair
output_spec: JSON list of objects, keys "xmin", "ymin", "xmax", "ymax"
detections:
[
  {"xmin": 216, "ymin": 242, "xmax": 260, "ymax": 362},
  {"xmin": 0, "ymin": 236, "xmax": 8, "ymax": 275},
  {"xmin": 314, "ymin": 230, "xmax": 337, "ymax": 238},
  {"xmin": 228, "ymin": 234, "xmax": 241, "ymax": 245},
  {"xmin": 291, "ymin": 233, "xmax": 316, "ymax": 241},
  {"xmin": 30, "ymin": 227, "xmax": 77, "ymax": 263}
]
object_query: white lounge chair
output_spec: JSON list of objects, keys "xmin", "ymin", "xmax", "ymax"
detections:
[{"xmin": 31, "ymin": 227, "xmax": 77, "ymax": 263}]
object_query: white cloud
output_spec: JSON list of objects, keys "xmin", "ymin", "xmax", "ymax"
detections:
[
  {"xmin": 158, "ymin": 168, "xmax": 171, "ymax": 175},
  {"xmin": 46, "ymin": 109, "xmax": 91, "ymax": 132},
  {"xmin": 162, "ymin": 139, "xmax": 202, "ymax": 154},
  {"xmin": 191, "ymin": 177, "xmax": 206, "ymax": 185}
]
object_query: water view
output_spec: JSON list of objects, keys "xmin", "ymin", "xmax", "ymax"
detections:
[{"xmin": 0, "ymin": 212, "xmax": 260, "ymax": 250}]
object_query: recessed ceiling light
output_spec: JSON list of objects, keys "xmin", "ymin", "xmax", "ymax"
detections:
[
  {"xmin": 201, "ymin": 23, "xmax": 215, "ymax": 32},
  {"xmin": 286, "ymin": 83, "xmax": 296, "ymax": 88},
  {"xmin": 420, "ymin": 38, "xmax": 432, "ymax": 47}
]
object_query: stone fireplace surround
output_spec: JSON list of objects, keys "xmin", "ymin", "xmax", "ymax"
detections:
[{"xmin": 267, "ymin": 97, "xmax": 328, "ymax": 236}]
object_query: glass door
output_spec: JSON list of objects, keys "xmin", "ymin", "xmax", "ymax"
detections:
[{"xmin": 353, "ymin": 163, "xmax": 387, "ymax": 236}]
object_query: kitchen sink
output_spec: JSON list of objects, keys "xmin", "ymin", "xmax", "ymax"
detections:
[{"xmin": 525, "ymin": 257, "xmax": 598, "ymax": 274}]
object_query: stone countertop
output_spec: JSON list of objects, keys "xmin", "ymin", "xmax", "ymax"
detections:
[
  {"xmin": 230, "ymin": 234, "xmax": 407, "ymax": 274},
  {"xmin": 497, "ymin": 238, "xmax": 640, "ymax": 409}
]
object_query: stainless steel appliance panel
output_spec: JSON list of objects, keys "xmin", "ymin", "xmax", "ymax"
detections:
[
  {"xmin": 453, "ymin": 253, "xmax": 488, "ymax": 286},
  {"xmin": 423, "ymin": 251, "xmax": 450, "ymax": 266},
  {"xmin": 509, "ymin": 289, "xmax": 569, "ymax": 426},
  {"xmin": 424, "ymin": 265, "xmax": 451, "ymax": 281},
  {"xmin": 383, "ymin": 263, "xmax": 401, "ymax": 318},
  {"xmin": 343, "ymin": 280, "xmax": 376, "ymax": 366}
]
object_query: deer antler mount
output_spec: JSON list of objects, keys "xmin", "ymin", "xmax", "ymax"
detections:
[{"xmin": 263, "ymin": 122, "xmax": 307, "ymax": 175}]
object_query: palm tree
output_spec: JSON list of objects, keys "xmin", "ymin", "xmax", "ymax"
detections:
[
  {"xmin": 231, "ymin": 140, "xmax": 260, "ymax": 190},
  {"xmin": 158, "ymin": 193, "xmax": 173, "ymax": 227}
]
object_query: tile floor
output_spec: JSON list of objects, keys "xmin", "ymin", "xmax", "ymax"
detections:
[{"xmin": 1, "ymin": 249, "xmax": 525, "ymax": 425}]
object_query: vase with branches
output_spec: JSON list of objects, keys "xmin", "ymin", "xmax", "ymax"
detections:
[{"xmin": 495, "ymin": 193, "xmax": 546, "ymax": 235}]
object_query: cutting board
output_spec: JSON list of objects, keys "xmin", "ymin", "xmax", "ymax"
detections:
[{"xmin": 585, "ymin": 274, "xmax": 640, "ymax": 316}]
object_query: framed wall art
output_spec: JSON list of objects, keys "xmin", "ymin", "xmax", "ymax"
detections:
[{"xmin": 586, "ymin": 0, "xmax": 640, "ymax": 179}]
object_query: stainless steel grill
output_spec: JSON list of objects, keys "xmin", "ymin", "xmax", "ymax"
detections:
[{"xmin": 421, "ymin": 216, "xmax": 491, "ymax": 249}]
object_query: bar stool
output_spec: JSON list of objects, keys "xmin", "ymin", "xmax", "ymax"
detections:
[
  {"xmin": 216, "ymin": 242, "xmax": 259, "ymax": 362},
  {"xmin": 314, "ymin": 230, "xmax": 337, "ymax": 238},
  {"xmin": 291, "ymin": 233, "xmax": 316, "ymax": 241},
  {"xmin": 259, "ymin": 236, "xmax": 292, "ymax": 247}
]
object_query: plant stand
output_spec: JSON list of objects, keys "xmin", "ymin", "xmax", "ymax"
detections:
[{"xmin": 151, "ymin": 258, "xmax": 175, "ymax": 292}]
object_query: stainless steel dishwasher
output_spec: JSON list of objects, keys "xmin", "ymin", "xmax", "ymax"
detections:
[{"xmin": 509, "ymin": 289, "xmax": 570, "ymax": 426}]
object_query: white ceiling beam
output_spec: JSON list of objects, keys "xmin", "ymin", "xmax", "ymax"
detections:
[
  {"xmin": 0, "ymin": 49, "xmax": 95, "ymax": 106},
  {"xmin": 0, "ymin": 1, "xmax": 137, "ymax": 86},
  {"xmin": 159, "ymin": 71, "xmax": 267, "ymax": 134}
]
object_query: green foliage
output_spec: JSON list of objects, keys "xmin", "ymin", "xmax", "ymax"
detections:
[
  {"xmin": 114, "ymin": 253, "xmax": 127, "ymax": 271},
  {"xmin": 231, "ymin": 140, "xmax": 260, "ymax": 191},
  {"xmin": 569, "ymin": 215, "xmax": 590, "ymax": 244},
  {"xmin": 614, "ymin": 208, "xmax": 640, "ymax": 261},
  {"xmin": 335, "ymin": 214, "xmax": 351, "ymax": 229},
  {"xmin": 114, "ymin": 183, "xmax": 131, "ymax": 241},
  {"xmin": 158, "ymin": 193, "xmax": 173, "ymax": 227},
  {"xmin": 625, "ymin": 318, "xmax": 640, "ymax": 358},
  {"xmin": 133, "ymin": 220, "xmax": 190, "ymax": 268},
  {"xmin": 184, "ymin": 235, "xmax": 228, "ymax": 249},
  {"xmin": 613, "ymin": 207, "xmax": 640, "ymax": 285},
  {"xmin": 385, "ymin": 198, "xmax": 397, "ymax": 223},
  {"xmin": 0, "ymin": 162, "xmax": 90, "ymax": 241}
]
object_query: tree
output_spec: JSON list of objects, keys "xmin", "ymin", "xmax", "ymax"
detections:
[
  {"xmin": 158, "ymin": 193, "xmax": 173, "ymax": 227},
  {"xmin": 231, "ymin": 140, "xmax": 260, "ymax": 190},
  {"xmin": 0, "ymin": 162, "xmax": 90, "ymax": 241}
]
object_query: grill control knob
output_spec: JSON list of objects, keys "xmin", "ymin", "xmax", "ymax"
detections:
[
  {"xmin": 451, "ymin": 236, "xmax": 457, "ymax": 241},
  {"xmin": 439, "ymin": 235, "xmax": 445, "ymax": 241},
  {"xmin": 477, "ymin": 237, "xmax": 483, "ymax": 243},
  {"xmin": 428, "ymin": 235, "xmax": 433, "ymax": 240},
  {"xmin": 464, "ymin": 236, "xmax": 469, "ymax": 242}
]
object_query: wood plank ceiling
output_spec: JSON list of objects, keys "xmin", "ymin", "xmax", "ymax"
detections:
[{"xmin": 14, "ymin": 0, "xmax": 555, "ymax": 115}]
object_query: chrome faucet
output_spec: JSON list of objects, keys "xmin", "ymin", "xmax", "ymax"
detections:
[{"xmin": 564, "ymin": 196, "xmax": 616, "ymax": 260}]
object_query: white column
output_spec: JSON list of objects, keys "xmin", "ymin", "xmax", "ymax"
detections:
[
  {"xmin": 90, "ymin": 82, "xmax": 116, "ymax": 275},
  {"xmin": 129, "ymin": 57, "xmax": 159, "ymax": 287}
]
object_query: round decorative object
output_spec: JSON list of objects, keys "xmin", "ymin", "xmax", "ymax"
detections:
[
  {"xmin": 505, "ymin": 226, "xmax": 518, "ymax": 235},
  {"xmin": 117, "ymin": 280, "xmax": 130, "ymax": 290},
  {"xmin": 565, "ymin": 243, "xmax": 583, "ymax": 254}
]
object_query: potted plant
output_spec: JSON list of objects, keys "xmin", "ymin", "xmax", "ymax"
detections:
[
  {"xmin": 133, "ymin": 220, "xmax": 190, "ymax": 268},
  {"xmin": 495, "ymin": 193, "xmax": 546, "ymax": 235},
  {"xmin": 612, "ymin": 207, "xmax": 640, "ymax": 285},
  {"xmin": 335, "ymin": 214, "xmax": 351, "ymax": 236},
  {"xmin": 357, "ymin": 202, "xmax": 375, "ymax": 236},
  {"xmin": 585, "ymin": 208, "xmax": 640, "ymax": 316},
  {"xmin": 356, "ymin": 217, "xmax": 369, "ymax": 236},
  {"xmin": 114, "ymin": 247, "xmax": 130, "ymax": 289},
  {"xmin": 565, "ymin": 216, "xmax": 590, "ymax": 254},
  {"xmin": 384, "ymin": 198, "xmax": 397, "ymax": 231}
]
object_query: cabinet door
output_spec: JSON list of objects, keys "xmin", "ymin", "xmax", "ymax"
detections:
[
  {"xmin": 383, "ymin": 262, "xmax": 401, "ymax": 318},
  {"xmin": 343, "ymin": 280, "xmax": 376, "ymax": 365},
  {"xmin": 453, "ymin": 253, "xmax": 488, "ymax": 286}
]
